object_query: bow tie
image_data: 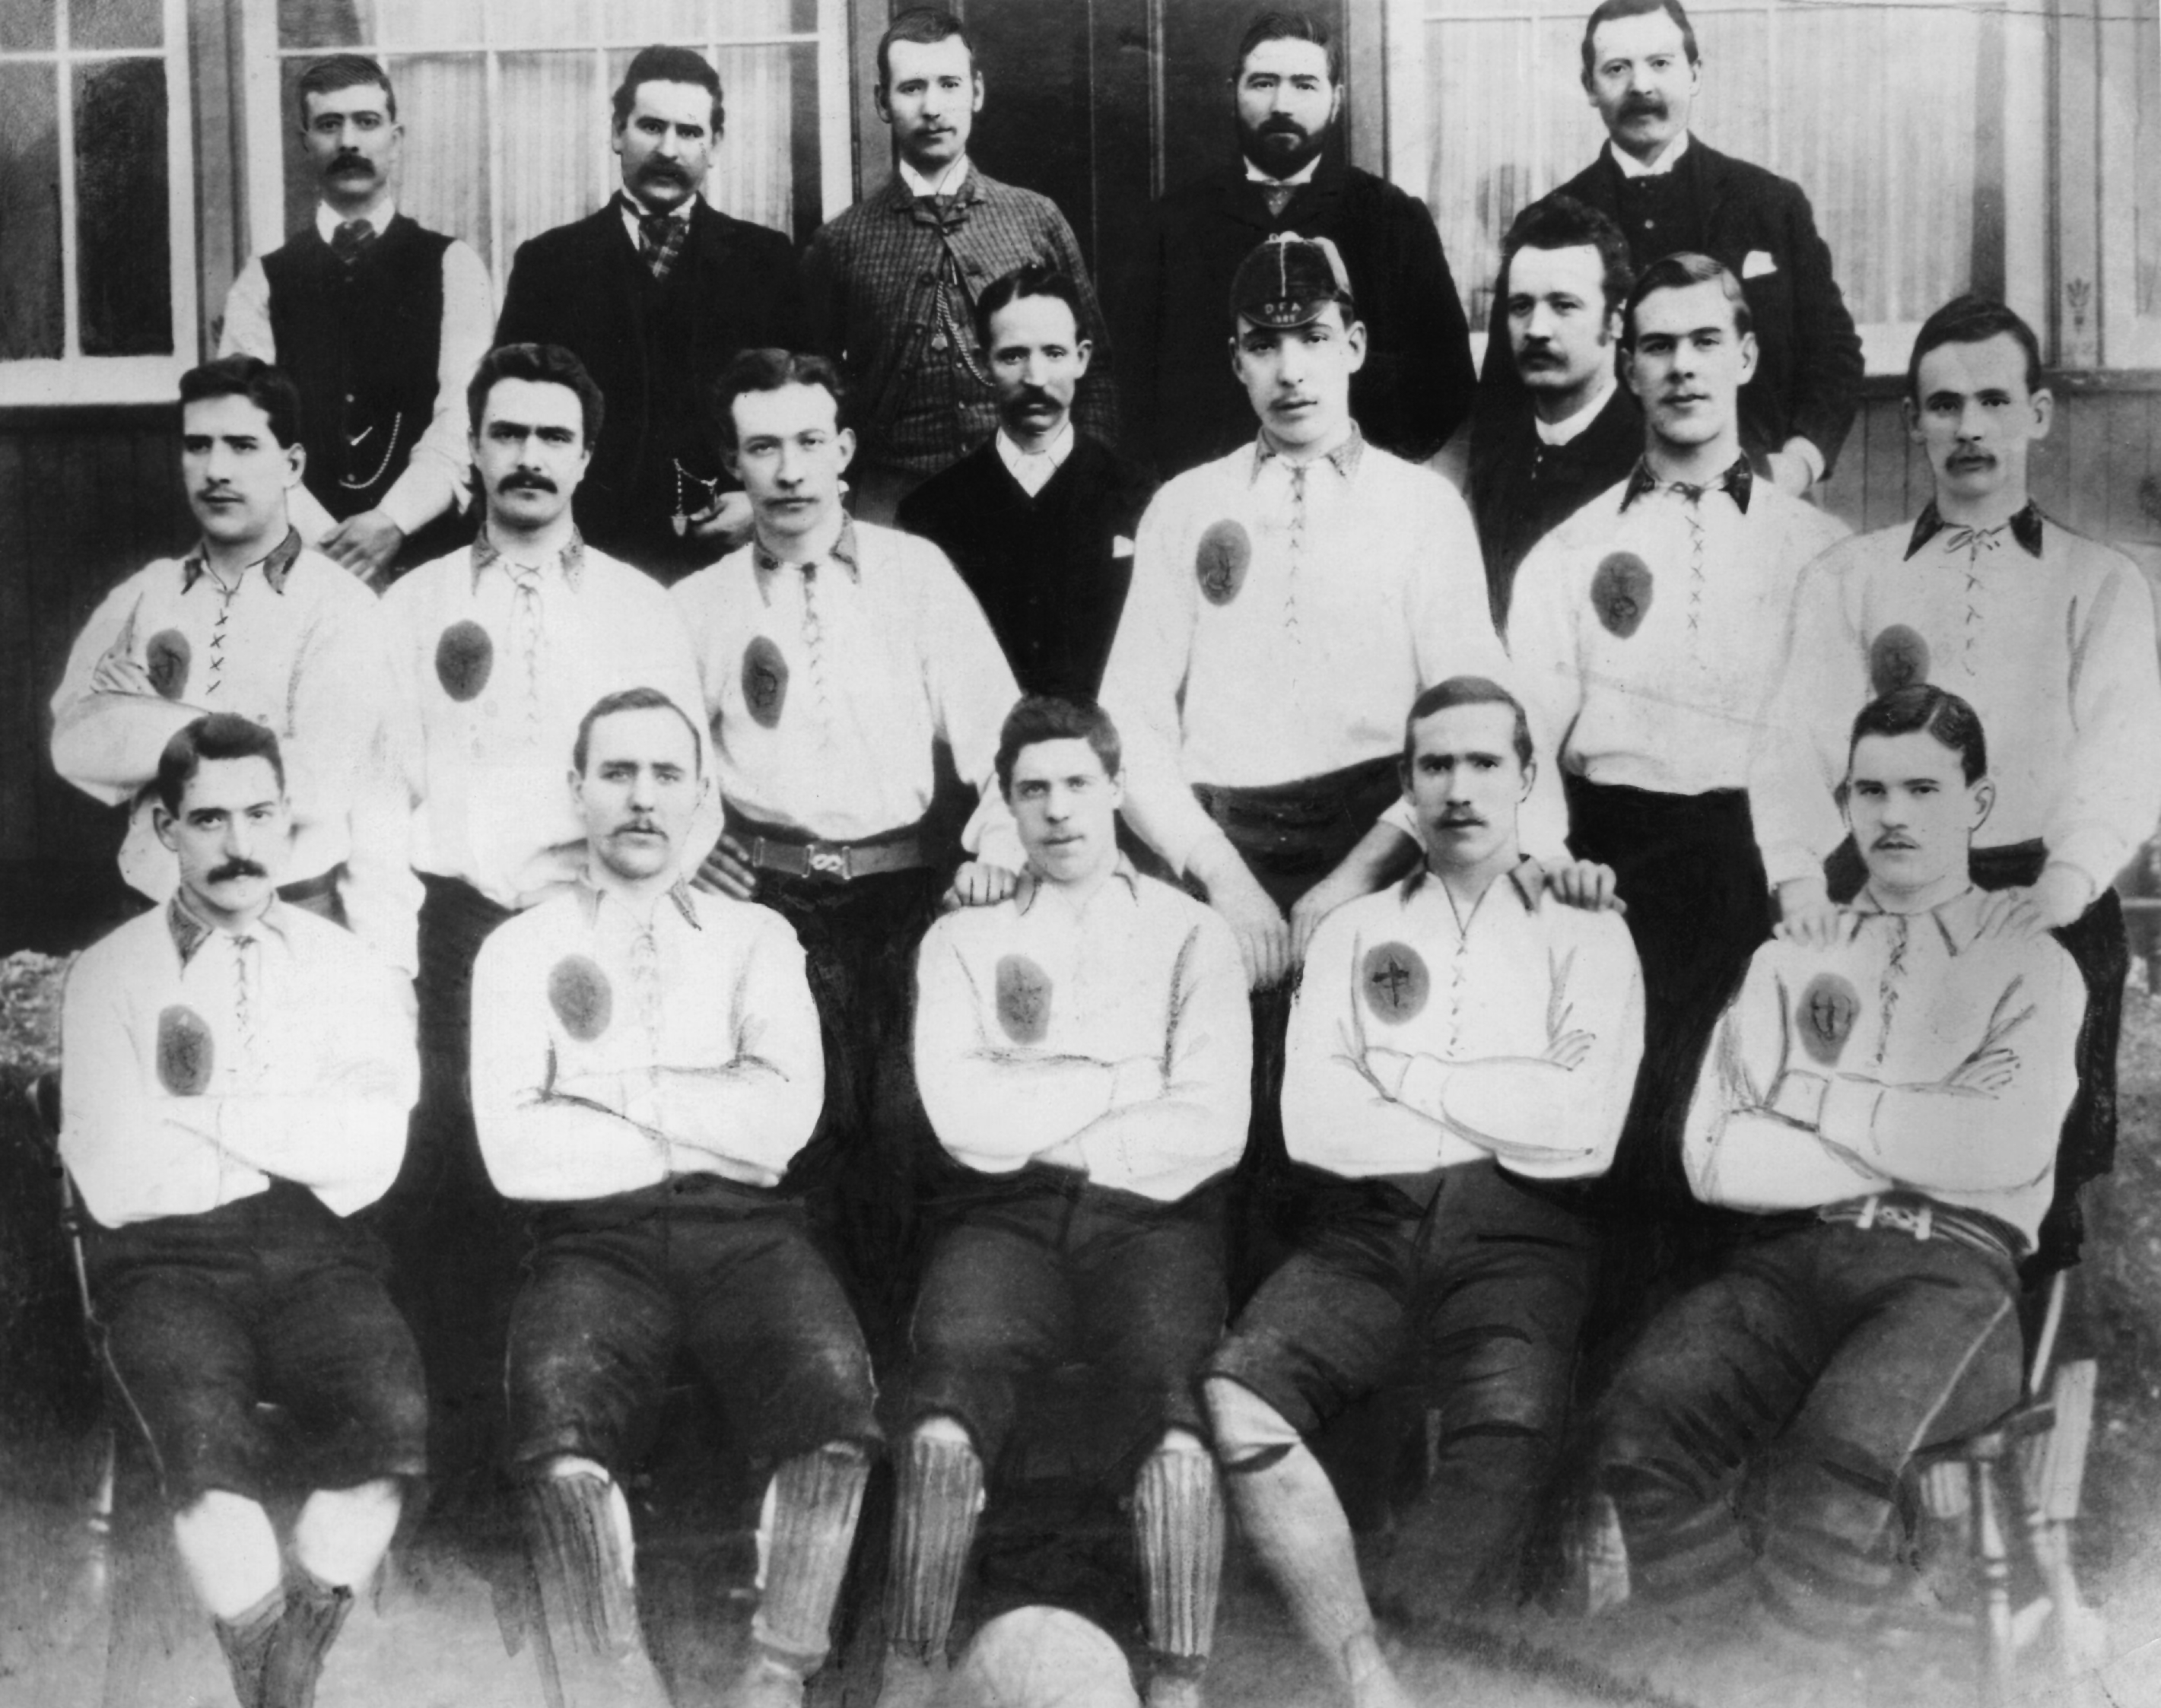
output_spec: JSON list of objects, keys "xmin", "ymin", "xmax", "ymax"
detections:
[{"xmin": 330, "ymin": 218, "xmax": 377, "ymax": 263}]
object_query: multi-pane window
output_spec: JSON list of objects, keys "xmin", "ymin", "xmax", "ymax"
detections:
[
  {"xmin": 1386, "ymin": 0, "xmax": 2051, "ymax": 372},
  {"xmin": 246, "ymin": 0, "xmax": 849, "ymax": 299},
  {"xmin": 0, "ymin": 0, "xmax": 197, "ymax": 402}
]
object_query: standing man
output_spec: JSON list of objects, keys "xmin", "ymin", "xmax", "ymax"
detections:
[
  {"xmin": 1505, "ymin": 252, "xmax": 1848, "ymax": 1289},
  {"xmin": 220, "ymin": 55, "xmax": 492, "ymax": 583},
  {"xmin": 802, "ymin": 7, "xmax": 1116, "ymax": 522},
  {"xmin": 897, "ymin": 264, "xmax": 1154, "ymax": 697},
  {"xmin": 472, "ymin": 688, "xmax": 873, "ymax": 1708},
  {"xmin": 1098, "ymin": 233, "xmax": 1530, "ymax": 1293},
  {"xmin": 883, "ymin": 696, "xmax": 1250, "ymax": 1708},
  {"xmin": 1486, "ymin": 0, "xmax": 1863, "ymax": 495},
  {"xmin": 1597, "ymin": 686, "xmax": 2083, "ymax": 1640},
  {"xmin": 61, "ymin": 713, "xmax": 424, "ymax": 1708},
  {"xmin": 1753, "ymin": 295, "xmax": 2161, "ymax": 1274},
  {"xmin": 672, "ymin": 348, "xmax": 1022, "ymax": 1337},
  {"xmin": 1464, "ymin": 196, "xmax": 1641, "ymax": 625},
  {"xmin": 497, "ymin": 45, "xmax": 804, "ymax": 582},
  {"xmin": 1204, "ymin": 679, "xmax": 1641, "ymax": 1707},
  {"xmin": 52, "ymin": 355, "xmax": 416, "ymax": 976},
  {"xmin": 1120, "ymin": 9, "xmax": 1475, "ymax": 478},
  {"xmin": 377, "ymin": 342, "xmax": 712, "ymax": 1506}
]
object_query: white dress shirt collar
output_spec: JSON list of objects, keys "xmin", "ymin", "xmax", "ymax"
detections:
[
  {"xmin": 996, "ymin": 422, "xmax": 1075, "ymax": 497},
  {"xmin": 898, "ymin": 155, "xmax": 973, "ymax": 199},
  {"xmin": 1608, "ymin": 129, "xmax": 1690, "ymax": 179},
  {"xmin": 1534, "ymin": 374, "xmax": 1622, "ymax": 447},
  {"xmin": 1244, "ymin": 154, "xmax": 1322, "ymax": 187},
  {"xmin": 315, "ymin": 198, "xmax": 396, "ymax": 241}
]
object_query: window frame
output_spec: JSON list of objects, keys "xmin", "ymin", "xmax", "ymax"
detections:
[
  {"xmin": 236, "ymin": 0, "xmax": 853, "ymax": 314},
  {"xmin": 0, "ymin": 0, "xmax": 200, "ymax": 406}
]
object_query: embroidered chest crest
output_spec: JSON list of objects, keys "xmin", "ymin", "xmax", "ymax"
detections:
[
  {"xmin": 146, "ymin": 630, "xmax": 192, "ymax": 700},
  {"xmin": 548, "ymin": 955, "xmax": 613, "ymax": 1041},
  {"xmin": 1195, "ymin": 520, "xmax": 1251, "ymax": 607},
  {"xmin": 742, "ymin": 636, "xmax": 789, "ymax": 728},
  {"xmin": 1868, "ymin": 625, "xmax": 1931, "ymax": 697},
  {"xmin": 1591, "ymin": 552, "xmax": 1654, "ymax": 638},
  {"xmin": 995, "ymin": 954, "xmax": 1053, "ymax": 1043},
  {"xmin": 435, "ymin": 621, "xmax": 494, "ymax": 702},
  {"xmin": 157, "ymin": 1005, "xmax": 215, "ymax": 1094},
  {"xmin": 1797, "ymin": 973, "xmax": 1860, "ymax": 1065},
  {"xmin": 1361, "ymin": 941, "xmax": 1430, "ymax": 1024}
]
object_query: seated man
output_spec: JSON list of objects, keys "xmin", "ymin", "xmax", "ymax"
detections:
[
  {"xmin": 885, "ymin": 696, "xmax": 1251, "ymax": 1708},
  {"xmin": 1203, "ymin": 677, "xmax": 1643, "ymax": 1708},
  {"xmin": 59, "ymin": 713, "xmax": 423, "ymax": 1708},
  {"xmin": 1598, "ymin": 684, "xmax": 2084, "ymax": 1637},
  {"xmin": 470, "ymin": 687, "xmax": 874, "ymax": 1708}
]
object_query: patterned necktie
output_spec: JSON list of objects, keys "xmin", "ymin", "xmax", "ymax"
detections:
[
  {"xmin": 331, "ymin": 218, "xmax": 376, "ymax": 264},
  {"xmin": 636, "ymin": 208, "xmax": 682, "ymax": 279}
]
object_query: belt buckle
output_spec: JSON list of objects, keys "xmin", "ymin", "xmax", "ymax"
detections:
[
  {"xmin": 1877, "ymin": 1201, "xmax": 1932, "ymax": 1241},
  {"xmin": 806, "ymin": 843, "xmax": 850, "ymax": 882}
]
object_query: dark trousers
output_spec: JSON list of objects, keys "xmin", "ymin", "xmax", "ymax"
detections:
[
  {"xmin": 1210, "ymin": 1160, "xmax": 1601, "ymax": 1611},
  {"xmin": 758, "ymin": 864, "xmax": 949, "ymax": 1351},
  {"xmin": 1826, "ymin": 836, "xmax": 2127, "ymax": 1276},
  {"xmin": 1596, "ymin": 1220, "xmax": 2023, "ymax": 1634},
  {"xmin": 373, "ymin": 872, "xmax": 522, "ymax": 1516},
  {"xmin": 905, "ymin": 1170, "xmax": 1227, "ymax": 1474},
  {"xmin": 1191, "ymin": 754, "xmax": 1405, "ymax": 1303}
]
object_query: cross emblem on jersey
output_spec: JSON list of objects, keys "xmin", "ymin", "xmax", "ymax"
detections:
[{"xmin": 1359, "ymin": 941, "xmax": 1430, "ymax": 1024}]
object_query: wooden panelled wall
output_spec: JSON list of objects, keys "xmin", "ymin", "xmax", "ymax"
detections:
[{"xmin": 3, "ymin": 382, "xmax": 2159, "ymax": 950}]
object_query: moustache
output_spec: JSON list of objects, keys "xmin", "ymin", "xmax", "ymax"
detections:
[
  {"xmin": 329, "ymin": 151, "xmax": 373, "ymax": 173},
  {"xmin": 501, "ymin": 474, "xmax": 558, "ymax": 493},
  {"xmin": 208, "ymin": 859, "xmax": 268, "ymax": 883},
  {"xmin": 639, "ymin": 158, "xmax": 690, "ymax": 183},
  {"xmin": 1438, "ymin": 814, "xmax": 1488, "ymax": 830},
  {"xmin": 1012, "ymin": 388, "xmax": 1056, "ymax": 409},
  {"xmin": 1619, "ymin": 94, "xmax": 1667, "ymax": 119}
]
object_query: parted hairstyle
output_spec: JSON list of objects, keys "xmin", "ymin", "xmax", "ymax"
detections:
[
  {"xmin": 1848, "ymin": 684, "xmax": 1988, "ymax": 786},
  {"xmin": 1906, "ymin": 294, "xmax": 2045, "ymax": 402},
  {"xmin": 878, "ymin": 8, "xmax": 975, "ymax": 90},
  {"xmin": 297, "ymin": 53, "xmax": 396, "ymax": 124},
  {"xmin": 467, "ymin": 343, "xmax": 605, "ymax": 446},
  {"xmin": 180, "ymin": 356, "xmax": 303, "ymax": 450},
  {"xmin": 573, "ymin": 687, "xmax": 704, "ymax": 776},
  {"xmin": 1498, "ymin": 195, "xmax": 1635, "ymax": 318},
  {"xmin": 971, "ymin": 263, "xmax": 1088, "ymax": 355},
  {"xmin": 156, "ymin": 713, "xmax": 286, "ymax": 815},
  {"xmin": 712, "ymin": 349, "xmax": 850, "ymax": 452},
  {"xmin": 1402, "ymin": 677, "xmax": 1535, "ymax": 771},
  {"xmin": 1579, "ymin": 0, "xmax": 1700, "ymax": 88},
  {"xmin": 995, "ymin": 696, "xmax": 1123, "ymax": 797},
  {"xmin": 1234, "ymin": 10, "xmax": 1342, "ymax": 84},
  {"xmin": 1620, "ymin": 251, "xmax": 1751, "ymax": 348},
  {"xmin": 612, "ymin": 45, "xmax": 723, "ymax": 137}
]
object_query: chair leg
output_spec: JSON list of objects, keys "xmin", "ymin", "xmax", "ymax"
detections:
[{"xmin": 1968, "ymin": 1448, "xmax": 2016, "ymax": 1708}]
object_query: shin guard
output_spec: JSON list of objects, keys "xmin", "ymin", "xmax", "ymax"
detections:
[
  {"xmin": 885, "ymin": 1433, "xmax": 985, "ymax": 1664},
  {"xmin": 755, "ymin": 1444, "xmax": 871, "ymax": 1675},
  {"xmin": 1133, "ymin": 1449, "xmax": 1225, "ymax": 1678},
  {"xmin": 213, "ymin": 1585, "xmax": 284, "ymax": 1708},
  {"xmin": 523, "ymin": 1470, "xmax": 640, "ymax": 1660},
  {"xmin": 259, "ymin": 1567, "xmax": 353, "ymax": 1708}
]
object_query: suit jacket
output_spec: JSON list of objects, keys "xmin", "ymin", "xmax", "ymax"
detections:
[
  {"xmin": 1482, "ymin": 139, "xmax": 1864, "ymax": 478},
  {"xmin": 1465, "ymin": 382, "xmax": 1642, "ymax": 626},
  {"xmin": 897, "ymin": 433, "xmax": 1152, "ymax": 699},
  {"xmin": 496, "ymin": 198, "xmax": 806, "ymax": 579},
  {"xmin": 1117, "ymin": 154, "xmax": 1476, "ymax": 478}
]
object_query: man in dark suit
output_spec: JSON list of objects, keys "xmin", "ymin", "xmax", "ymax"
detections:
[
  {"xmin": 496, "ymin": 45, "xmax": 804, "ymax": 583},
  {"xmin": 898, "ymin": 265, "xmax": 1152, "ymax": 699},
  {"xmin": 1465, "ymin": 195, "xmax": 1641, "ymax": 625},
  {"xmin": 1483, "ymin": 0, "xmax": 1863, "ymax": 497},
  {"xmin": 1118, "ymin": 8, "xmax": 1476, "ymax": 478}
]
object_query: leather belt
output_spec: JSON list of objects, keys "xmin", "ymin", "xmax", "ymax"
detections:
[
  {"xmin": 1818, "ymin": 1193, "xmax": 2021, "ymax": 1265},
  {"xmin": 742, "ymin": 832, "xmax": 928, "ymax": 884}
]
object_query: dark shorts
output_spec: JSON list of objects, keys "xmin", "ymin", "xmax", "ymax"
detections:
[
  {"xmin": 86, "ymin": 1181, "xmax": 428, "ymax": 1506},
  {"xmin": 905, "ymin": 1168, "xmax": 1229, "ymax": 1471},
  {"xmin": 506, "ymin": 1173, "xmax": 882, "ymax": 1475},
  {"xmin": 1208, "ymin": 1159, "xmax": 1599, "ymax": 1441}
]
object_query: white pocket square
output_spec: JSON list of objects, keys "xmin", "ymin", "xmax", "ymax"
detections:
[
  {"xmin": 1743, "ymin": 249, "xmax": 1778, "ymax": 280},
  {"xmin": 1114, "ymin": 535, "xmax": 1135, "ymax": 558}
]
